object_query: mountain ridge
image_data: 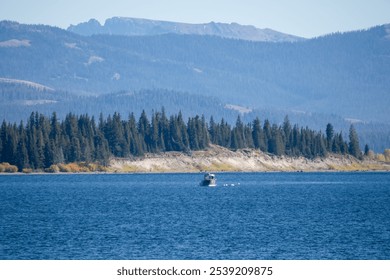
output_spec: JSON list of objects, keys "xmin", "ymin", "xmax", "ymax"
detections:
[
  {"xmin": 67, "ymin": 17, "xmax": 305, "ymax": 42},
  {"xmin": 2, "ymin": 20, "xmax": 389, "ymax": 122},
  {"xmin": 1, "ymin": 20, "xmax": 390, "ymax": 151}
]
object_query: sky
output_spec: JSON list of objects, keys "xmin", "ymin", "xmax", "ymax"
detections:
[{"xmin": 1, "ymin": 0, "xmax": 390, "ymax": 38}]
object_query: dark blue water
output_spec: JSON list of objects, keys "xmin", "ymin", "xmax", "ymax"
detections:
[{"xmin": 1, "ymin": 172, "xmax": 389, "ymax": 260}]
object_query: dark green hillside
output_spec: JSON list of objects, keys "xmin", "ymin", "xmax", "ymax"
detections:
[
  {"xmin": 1, "ymin": 21, "xmax": 389, "ymax": 151},
  {"xmin": 0, "ymin": 110, "xmax": 359, "ymax": 171}
]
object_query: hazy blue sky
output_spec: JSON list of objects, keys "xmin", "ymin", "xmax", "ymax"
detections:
[{"xmin": 1, "ymin": 0, "xmax": 389, "ymax": 38}]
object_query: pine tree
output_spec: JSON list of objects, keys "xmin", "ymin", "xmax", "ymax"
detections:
[
  {"xmin": 252, "ymin": 117, "xmax": 261, "ymax": 149},
  {"xmin": 244, "ymin": 124, "xmax": 254, "ymax": 148},
  {"xmin": 150, "ymin": 111, "xmax": 160, "ymax": 152},
  {"xmin": 326, "ymin": 123, "xmax": 334, "ymax": 151},
  {"xmin": 291, "ymin": 124, "xmax": 300, "ymax": 156},
  {"xmin": 178, "ymin": 111, "xmax": 190, "ymax": 151},
  {"xmin": 43, "ymin": 140, "xmax": 54, "ymax": 168},
  {"xmin": 16, "ymin": 135, "xmax": 29, "ymax": 171},
  {"xmin": 69, "ymin": 137, "xmax": 82, "ymax": 162},
  {"xmin": 282, "ymin": 116, "xmax": 292, "ymax": 154},
  {"xmin": 208, "ymin": 116, "xmax": 218, "ymax": 144},
  {"xmin": 263, "ymin": 119, "xmax": 272, "ymax": 153},
  {"xmin": 218, "ymin": 118, "xmax": 231, "ymax": 147},
  {"xmin": 337, "ymin": 133, "xmax": 348, "ymax": 155},
  {"xmin": 314, "ymin": 134, "xmax": 327, "ymax": 157},
  {"xmin": 231, "ymin": 116, "xmax": 245, "ymax": 149},
  {"xmin": 268, "ymin": 125, "xmax": 284, "ymax": 156},
  {"xmin": 127, "ymin": 113, "xmax": 144, "ymax": 156},
  {"xmin": 199, "ymin": 115, "xmax": 210, "ymax": 149},
  {"xmin": 0, "ymin": 120, "xmax": 16, "ymax": 163},
  {"xmin": 364, "ymin": 144, "xmax": 370, "ymax": 156},
  {"xmin": 26, "ymin": 113, "xmax": 44, "ymax": 169},
  {"xmin": 300, "ymin": 128, "xmax": 311, "ymax": 157},
  {"xmin": 169, "ymin": 112, "xmax": 189, "ymax": 152},
  {"xmin": 159, "ymin": 108, "xmax": 170, "ymax": 151},
  {"xmin": 94, "ymin": 131, "xmax": 110, "ymax": 166},
  {"xmin": 138, "ymin": 110, "xmax": 151, "ymax": 152},
  {"xmin": 348, "ymin": 125, "xmax": 362, "ymax": 159},
  {"xmin": 49, "ymin": 112, "xmax": 64, "ymax": 164},
  {"xmin": 2, "ymin": 123, "xmax": 18, "ymax": 166},
  {"xmin": 187, "ymin": 117, "xmax": 199, "ymax": 150}
]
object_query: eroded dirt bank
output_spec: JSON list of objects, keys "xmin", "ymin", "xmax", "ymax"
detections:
[{"xmin": 110, "ymin": 145, "xmax": 390, "ymax": 173}]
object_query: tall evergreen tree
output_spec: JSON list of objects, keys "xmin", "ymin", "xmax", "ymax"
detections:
[
  {"xmin": 159, "ymin": 108, "xmax": 170, "ymax": 151},
  {"xmin": 282, "ymin": 116, "xmax": 292, "ymax": 154},
  {"xmin": 252, "ymin": 117, "xmax": 261, "ymax": 149},
  {"xmin": 348, "ymin": 125, "xmax": 362, "ymax": 158},
  {"xmin": 150, "ymin": 111, "xmax": 160, "ymax": 152},
  {"xmin": 263, "ymin": 119, "xmax": 272, "ymax": 153},
  {"xmin": 199, "ymin": 115, "xmax": 210, "ymax": 149},
  {"xmin": 127, "ymin": 113, "xmax": 144, "ymax": 156},
  {"xmin": 94, "ymin": 131, "xmax": 110, "ymax": 165},
  {"xmin": 326, "ymin": 123, "xmax": 334, "ymax": 151},
  {"xmin": 244, "ymin": 124, "xmax": 254, "ymax": 148},
  {"xmin": 364, "ymin": 144, "xmax": 370, "ymax": 156},
  {"xmin": 187, "ymin": 117, "xmax": 199, "ymax": 150},
  {"xmin": 49, "ymin": 112, "xmax": 64, "ymax": 164},
  {"xmin": 268, "ymin": 124, "xmax": 284, "ymax": 156},
  {"xmin": 138, "ymin": 110, "xmax": 151, "ymax": 152},
  {"xmin": 1, "ymin": 122, "xmax": 18, "ymax": 165},
  {"xmin": 231, "ymin": 116, "xmax": 245, "ymax": 149},
  {"xmin": 16, "ymin": 122, "xmax": 29, "ymax": 171},
  {"xmin": 291, "ymin": 124, "xmax": 300, "ymax": 156},
  {"xmin": 217, "ymin": 118, "xmax": 231, "ymax": 147},
  {"xmin": 208, "ymin": 116, "xmax": 218, "ymax": 144}
]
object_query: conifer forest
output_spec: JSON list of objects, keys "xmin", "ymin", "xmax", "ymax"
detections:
[{"xmin": 0, "ymin": 110, "xmax": 362, "ymax": 171}]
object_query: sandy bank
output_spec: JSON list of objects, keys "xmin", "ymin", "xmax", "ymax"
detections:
[{"xmin": 110, "ymin": 145, "xmax": 390, "ymax": 173}]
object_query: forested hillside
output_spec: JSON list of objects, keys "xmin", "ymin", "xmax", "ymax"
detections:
[
  {"xmin": 0, "ymin": 110, "xmax": 362, "ymax": 171},
  {"xmin": 1, "ymin": 21, "xmax": 389, "ymax": 123},
  {"xmin": 1, "ymin": 82, "xmax": 389, "ymax": 153},
  {"xmin": 1, "ymin": 21, "xmax": 389, "ymax": 152}
]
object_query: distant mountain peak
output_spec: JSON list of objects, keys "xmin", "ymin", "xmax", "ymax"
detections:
[{"xmin": 67, "ymin": 17, "xmax": 305, "ymax": 42}]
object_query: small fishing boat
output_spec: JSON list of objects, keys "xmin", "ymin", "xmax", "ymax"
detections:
[{"xmin": 200, "ymin": 173, "xmax": 217, "ymax": 187}]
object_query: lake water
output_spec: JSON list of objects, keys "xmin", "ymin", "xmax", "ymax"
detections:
[{"xmin": 0, "ymin": 172, "xmax": 389, "ymax": 260}]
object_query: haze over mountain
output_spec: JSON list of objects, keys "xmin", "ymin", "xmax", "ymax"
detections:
[
  {"xmin": 67, "ymin": 17, "xmax": 305, "ymax": 42},
  {"xmin": 0, "ymin": 20, "xmax": 390, "ymax": 151}
]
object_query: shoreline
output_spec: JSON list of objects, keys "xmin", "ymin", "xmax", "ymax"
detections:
[
  {"xmin": 108, "ymin": 145, "xmax": 390, "ymax": 173},
  {"xmin": 2, "ymin": 146, "xmax": 390, "ymax": 174},
  {"xmin": 1, "ymin": 169, "xmax": 390, "ymax": 176}
]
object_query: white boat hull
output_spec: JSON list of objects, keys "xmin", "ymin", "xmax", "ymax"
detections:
[{"xmin": 200, "ymin": 173, "xmax": 217, "ymax": 187}]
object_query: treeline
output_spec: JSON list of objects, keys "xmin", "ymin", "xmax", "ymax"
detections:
[{"xmin": 0, "ymin": 110, "xmax": 363, "ymax": 171}]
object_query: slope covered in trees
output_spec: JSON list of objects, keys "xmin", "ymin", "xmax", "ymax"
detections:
[
  {"xmin": 1, "ymin": 83, "xmax": 389, "ymax": 153},
  {"xmin": 1, "ymin": 21, "xmax": 390, "ymax": 123},
  {"xmin": 0, "ymin": 110, "xmax": 361, "ymax": 171},
  {"xmin": 1, "ymin": 21, "xmax": 390, "ymax": 152}
]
